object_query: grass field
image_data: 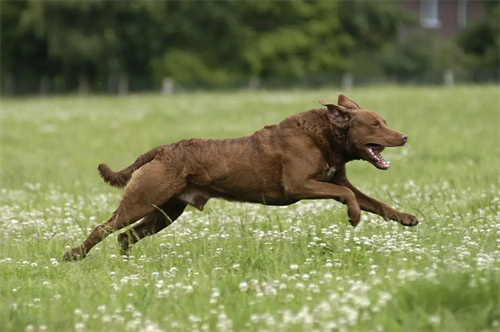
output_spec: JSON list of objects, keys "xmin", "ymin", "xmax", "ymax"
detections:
[{"xmin": 1, "ymin": 85, "xmax": 499, "ymax": 332}]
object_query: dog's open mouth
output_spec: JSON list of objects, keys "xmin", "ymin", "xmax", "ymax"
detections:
[{"xmin": 365, "ymin": 143, "xmax": 390, "ymax": 170}]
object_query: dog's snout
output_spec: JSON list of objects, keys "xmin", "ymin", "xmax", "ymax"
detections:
[{"xmin": 401, "ymin": 134, "xmax": 408, "ymax": 143}]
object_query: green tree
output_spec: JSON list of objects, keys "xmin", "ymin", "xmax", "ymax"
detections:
[
  {"xmin": 457, "ymin": 1, "xmax": 499, "ymax": 78},
  {"xmin": 3, "ymin": 0, "xmax": 462, "ymax": 94},
  {"xmin": 150, "ymin": 1, "xmax": 353, "ymax": 85},
  {"xmin": 1, "ymin": 1, "xmax": 56, "ymax": 94},
  {"xmin": 16, "ymin": 1, "xmax": 163, "ymax": 91},
  {"xmin": 337, "ymin": 1, "xmax": 415, "ymax": 76}
]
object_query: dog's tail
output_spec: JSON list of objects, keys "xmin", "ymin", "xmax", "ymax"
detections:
[{"xmin": 97, "ymin": 146, "xmax": 162, "ymax": 188}]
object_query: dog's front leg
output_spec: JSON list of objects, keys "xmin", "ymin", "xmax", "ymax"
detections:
[
  {"xmin": 331, "ymin": 167, "xmax": 419, "ymax": 227},
  {"xmin": 288, "ymin": 180, "xmax": 362, "ymax": 226}
]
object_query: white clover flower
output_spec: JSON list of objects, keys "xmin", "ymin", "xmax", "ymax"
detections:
[
  {"xmin": 295, "ymin": 283, "xmax": 305, "ymax": 291},
  {"xmin": 429, "ymin": 315, "xmax": 441, "ymax": 325},
  {"xmin": 75, "ymin": 322, "xmax": 85, "ymax": 332},
  {"xmin": 238, "ymin": 282, "xmax": 248, "ymax": 292}
]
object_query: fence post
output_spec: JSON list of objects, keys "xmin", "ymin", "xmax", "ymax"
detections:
[
  {"xmin": 341, "ymin": 73, "xmax": 353, "ymax": 91},
  {"xmin": 107, "ymin": 57, "xmax": 119, "ymax": 93},
  {"xmin": 248, "ymin": 76, "xmax": 260, "ymax": 91},
  {"xmin": 161, "ymin": 77, "xmax": 174, "ymax": 95},
  {"xmin": 118, "ymin": 74, "xmax": 129, "ymax": 95},
  {"xmin": 78, "ymin": 75, "xmax": 89, "ymax": 95},
  {"xmin": 40, "ymin": 77, "xmax": 50, "ymax": 96},
  {"xmin": 4, "ymin": 74, "xmax": 14, "ymax": 96},
  {"xmin": 443, "ymin": 69, "xmax": 454, "ymax": 87}
]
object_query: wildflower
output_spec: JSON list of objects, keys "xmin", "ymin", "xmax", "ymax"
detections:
[
  {"xmin": 75, "ymin": 322, "xmax": 85, "ymax": 332},
  {"xmin": 295, "ymin": 283, "xmax": 305, "ymax": 291},
  {"xmin": 238, "ymin": 282, "xmax": 248, "ymax": 292},
  {"xmin": 429, "ymin": 315, "xmax": 441, "ymax": 325}
]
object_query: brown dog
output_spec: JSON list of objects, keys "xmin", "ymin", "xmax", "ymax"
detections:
[{"xmin": 63, "ymin": 93, "xmax": 418, "ymax": 261}]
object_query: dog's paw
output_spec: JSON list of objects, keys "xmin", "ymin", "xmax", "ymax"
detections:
[
  {"xmin": 347, "ymin": 210, "xmax": 361, "ymax": 228},
  {"xmin": 400, "ymin": 213, "xmax": 419, "ymax": 227},
  {"xmin": 62, "ymin": 246, "xmax": 87, "ymax": 262}
]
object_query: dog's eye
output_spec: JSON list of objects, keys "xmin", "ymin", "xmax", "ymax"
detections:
[{"xmin": 372, "ymin": 122, "xmax": 379, "ymax": 127}]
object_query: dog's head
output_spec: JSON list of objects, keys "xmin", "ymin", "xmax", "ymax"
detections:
[{"xmin": 319, "ymin": 94, "xmax": 408, "ymax": 170}]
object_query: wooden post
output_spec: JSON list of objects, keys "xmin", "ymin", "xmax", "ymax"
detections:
[
  {"xmin": 118, "ymin": 74, "xmax": 128, "ymax": 95},
  {"xmin": 161, "ymin": 77, "xmax": 174, "ymax": 95},
  {"xmin": 3, "ymin": 73, "xmax": 14, "ymax": 96},
  {"xmin": 248, "ymin": 76, "xmax": 260, "ymax": 91},
  {"xmin": 341, "ymin": 73, "xmax": 353, "ymax": 91},
  {"xmin": 78, "ymin": 75, "xmax": 90, "ymax": 95},
  {"xmin": 443, "ymin": 69, "xmax": 454, "ymax": 87},
  {"xmin": 107, "ymin": 57, "xmax": 119, "ymax": 93},
  {"xmin": 40, "ymin": 77, "xmax": 50, "ymax": 96}
]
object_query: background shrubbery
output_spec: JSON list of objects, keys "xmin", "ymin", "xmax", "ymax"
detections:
[{"xmin": 2, "ymin": 1, "xmax": 498, "ymax": 94}]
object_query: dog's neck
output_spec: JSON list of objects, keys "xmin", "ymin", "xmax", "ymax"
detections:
[
  {"xmin": 325, "ymin": 122, "xmax": 358, "ymax": 165},
  {"xmin": 291, "ymin": 109, "xmax": 357, "ymax": 166}
]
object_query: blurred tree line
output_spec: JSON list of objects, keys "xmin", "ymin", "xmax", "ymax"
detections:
[{"xmin": 1, "ymin": 0, "xmax": 498, "ymax": 95}]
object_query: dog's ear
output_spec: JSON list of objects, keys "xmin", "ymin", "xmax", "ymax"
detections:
[
  {"xmin": 319, "ymin": 99, "xmax": 353, "ymax": 128},
  {"xmin": 337, "ymin": 93, "xmax": 361, "ymax": 110}
]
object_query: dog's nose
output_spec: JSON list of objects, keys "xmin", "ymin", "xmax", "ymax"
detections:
[{"xmin": 401, "ymin": 134, "xmax": 408, "ymax": 143}]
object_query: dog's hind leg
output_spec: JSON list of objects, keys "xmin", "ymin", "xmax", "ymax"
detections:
[
  {"xmin": 63, "ymin": 160, "xmax": 186, "ymax": 261},
  {"xmin": 117, "ymin": 199, "xmax": 187, "ymax": 255}
]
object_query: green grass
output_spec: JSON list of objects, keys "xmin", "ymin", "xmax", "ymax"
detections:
[{"xmin": 1, "ymin": 85, "xmax": 499, "ymax": 332}]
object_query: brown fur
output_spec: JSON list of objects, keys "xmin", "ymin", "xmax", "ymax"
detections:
[{"xmin": 63, "ymin": 93, "xmax": 418, "ymax": 261}]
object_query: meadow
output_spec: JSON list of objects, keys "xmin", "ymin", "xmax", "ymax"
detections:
[{"xmin": 0, "ymin": 85, "xmax": 499, "ymax": 332}]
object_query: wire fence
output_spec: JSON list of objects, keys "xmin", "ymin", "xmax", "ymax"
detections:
[{"xmin": 2, "ymin": 68, "xmax": 498, "ymax": 97}]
